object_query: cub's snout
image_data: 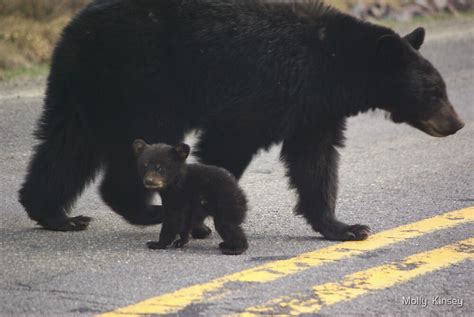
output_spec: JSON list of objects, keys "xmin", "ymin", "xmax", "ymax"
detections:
[{"xmin": 143, "ymin": 173, "xmax": 166, "ymax": 189}]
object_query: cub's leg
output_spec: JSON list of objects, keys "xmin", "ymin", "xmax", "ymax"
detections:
[
  {"xmin": 214, "ymin": 218, "xmax": 248, "ymax": 255},
  {"xmin": 147, "ymin": 208, "xmax": 183, "ymax": 250},
  {"xmin": 173, "ymin": 213, "xmax": 193, "ymax": 248}
]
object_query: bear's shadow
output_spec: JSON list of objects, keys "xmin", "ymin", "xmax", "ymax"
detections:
[{"xmin": 10, "ymin": 227, "xmax": 325, "ymax": 255}]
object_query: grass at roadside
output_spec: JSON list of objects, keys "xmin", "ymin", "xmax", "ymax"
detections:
[
  {"xmin": 0, "ymin": 63, "xmax": 48, "ymax": 81},
  {"xmin": 0, "ymin": 0, "xmax": 88, "ymax": 80},
  {"xmin": 328, "ymin": 0, "xmax": 403, "ymax": 11},
  {"xmin": 0, "ymin": 15, "xmax": 70, "ymax": 78}
]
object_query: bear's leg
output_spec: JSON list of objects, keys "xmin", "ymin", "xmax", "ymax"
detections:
[
  {"xmin": 19, "ymin": 134, "xmax": 100, "ymax": 231},
  {"xmin": 195, "ymin": 127, "xmax": 258, "ymax": 180},
  {"xmin": 214, "ymin": 218, "xmax": 248, "ymax": 255},
  {"xmin": 281, "ymin": 125, "xmax": 370, "ymax": 241},
  {"xmin": 100, "ymin": 152, "xmax": 163, "ymax": 225}
]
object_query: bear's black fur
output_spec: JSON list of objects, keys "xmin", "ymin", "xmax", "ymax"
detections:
[
  {"xmin": 133, "ymin": 140, "xmax": 248, "ymax": 255},
  {"xmin": 19, "ymin": 0, "xmax": 464, "ymax": 239}
]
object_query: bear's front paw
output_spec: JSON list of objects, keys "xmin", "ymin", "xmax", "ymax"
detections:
[
  {"xmin": 345, "ymin": 224, "xmax": 371, "ymax": 240},
  {"xmin": 319, "ymin": 222, "xmax": 370, "ymax": 241},
  {"xmin": 146, "ymin": 240, "xmax": 169, "ymax": 250}
]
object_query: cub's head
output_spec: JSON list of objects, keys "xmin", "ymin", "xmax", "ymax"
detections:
[
  {"xmin": 132, "ymin": 140, "xmax": 190, "ymax": 190},
  {"xmin": 372, "ymin": 27, "xmax": 464, "ymax": 137}
]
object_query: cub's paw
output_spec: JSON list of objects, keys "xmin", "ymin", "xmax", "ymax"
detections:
[
  {"xmin": 172, "ymin": 239, "xmax": 189, "ymax": 248},
  {"xmin": 39, "ymin": 215, "xmax": 92, "ymax": 232},
  {"xmin": 191, "ymin": 224, "xmax": 212, "ymax": 239},
  {"xmin": 147, "ymin": 241, "xmax": 169, "ymax": 250},
  {"xmin": 320, "ymin": 223, "xmax": 370, "ymax": 241},
  {"xmin": 219, "ymin": 241, "xmax": 248, "ymax": 255}
]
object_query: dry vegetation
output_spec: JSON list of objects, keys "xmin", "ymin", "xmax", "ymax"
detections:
[
  {"xmin": 0, "ymin": 0, "xmax": 470, "ymax": 80},
  {"xmin": 0, "ymin": 0, "xmax": 89, "ymax": 19},
  {"xmin": 327, "ymin": 0, "xmax": 403, "ymax": 11},
  {"xmin": 0, "ymin": 0, "xmax": 89, "ymax": 79}
]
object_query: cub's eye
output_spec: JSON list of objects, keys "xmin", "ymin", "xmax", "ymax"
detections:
[
  {"xmin": 143, "ymin": 162, "xmax": 149, "ymax": 168},
  {"xmin": 156, "ymin": 165, "xmax": 164, "ymax": 173}
]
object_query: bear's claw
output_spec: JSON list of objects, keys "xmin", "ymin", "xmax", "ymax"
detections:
[
  {"xmin": 344, "ymin": 224, "xmax": 370, "ymax": 241},
  {"xmin": 319, "ymin": 223, "xmax": 371, "ymax": 241}
]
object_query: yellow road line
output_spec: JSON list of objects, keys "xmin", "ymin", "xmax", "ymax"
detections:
[
  {"xmin": 238, "ymin": 237, "xmax": 474, "ymax": 316},
  {"xmin": 99, "ymin": 207, "xmax": 474, "ymax": 316}
]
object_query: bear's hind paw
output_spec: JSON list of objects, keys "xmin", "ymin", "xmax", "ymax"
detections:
[
  {"xmin": 219, "ymin": 242, "xmax": 248, "ymax": 255},
  {"xmin": 191, "ymin": 224, "xmax": 212, "ymax": 239},
  {"xmin": 39, "ymin": 215, "xmax": 92, "ymax": 231}
]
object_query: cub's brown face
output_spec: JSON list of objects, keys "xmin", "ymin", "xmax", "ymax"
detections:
[
  {"xmin": 373, "ymin": 27, "xmax": 465, "ymax": 137},
  {"xmin": 141, "ymin": 164, "xmax": 167, "ymax": 190},
  {"xmin": 132, "ymin": 140, "xmax": 190, "ymax": 190}
]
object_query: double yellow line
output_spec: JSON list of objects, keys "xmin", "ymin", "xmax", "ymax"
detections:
[
  {"xmin": 238, "ymin": 237, "xmax": 474, "ymax": 316},
  {"xmin": 99, "ymin": 207, "xmax": 473, "ymax": 316}
]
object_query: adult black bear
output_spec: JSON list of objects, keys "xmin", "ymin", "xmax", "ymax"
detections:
[
  {"xmin": 19, "ymin": 0, "xmax": 464, "ymax": 240},
  {"xmin": 133, "ymin": 140, "xmax": 248, "ymax": 255}
]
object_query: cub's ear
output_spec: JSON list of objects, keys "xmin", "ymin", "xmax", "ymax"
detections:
[
  {"xmin": 174, "ymin": 143, "xmax": 190, "ymax": 161},
  {"xmin": 404, "ymin": 27, "xmax": 425, "ymax": 50},
  {"xmin": 376, "ymin": 34, "xmax": 406, "ymax": 66},
  {"xmin": 133, "ymin": 139, "xmax": 148, "ymax": 157}
]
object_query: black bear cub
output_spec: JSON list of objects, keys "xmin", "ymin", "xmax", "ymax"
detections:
[{"xmin": 133, "ymin": 140, "xmax": 249, "ymax": 255}]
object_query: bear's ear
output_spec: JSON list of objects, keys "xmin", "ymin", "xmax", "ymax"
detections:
[
  {"xmin": 375, "ymin": 34, "xmax": 406, "ymax": 67},
  {"xmin": 404, "ymin": 27, "xmax": 425, "ymax": 50},
  {"xmin": 133, "ymin": 139, "xmax": 148, "ymax": 157},
  {"xmin": 174, "ymin": 143, "xmax": 190, "ymax": 161}
]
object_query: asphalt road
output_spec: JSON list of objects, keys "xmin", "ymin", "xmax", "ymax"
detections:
[{"xmin": 0, "ymin": 20, "xmax": 473, "ymax": 316}]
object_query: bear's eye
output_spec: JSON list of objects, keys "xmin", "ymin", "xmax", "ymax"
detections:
[
  {"xmin": 143, "ymin": 162, "xmax": 149, "ymax": 168},
  {"xmin": 156, "ymin": 165, "xmax": 164, "ymax": 174}
]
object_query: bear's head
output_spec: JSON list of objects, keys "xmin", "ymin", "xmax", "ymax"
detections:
[
  {"xmin": 132, "ymin": 140, "xmax": 190, "ymax": 191},
  {"xmin": 371, "ymin": 27, "xmax": 464, "ymax": 137}
]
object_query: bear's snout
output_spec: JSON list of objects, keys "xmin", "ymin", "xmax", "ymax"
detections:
[
  {"xmin": 420, "ymin": 103, "xmax": 465, "ymax": 137},
  {"xmin": 144, "ymin": 174, "xmax": 165, "ymax": 189}
]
